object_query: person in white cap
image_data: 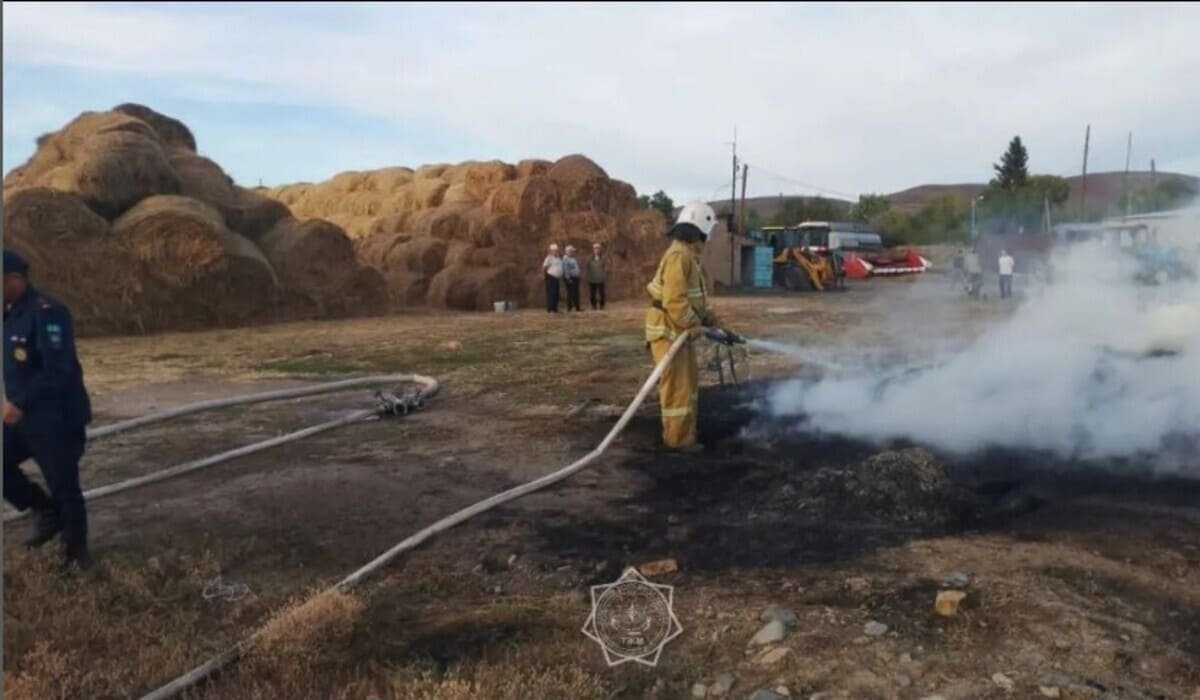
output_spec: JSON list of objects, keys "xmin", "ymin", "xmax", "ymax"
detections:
[{"xmin": 542, "ymin": 243, "xmax": 563, "ymax": 313}]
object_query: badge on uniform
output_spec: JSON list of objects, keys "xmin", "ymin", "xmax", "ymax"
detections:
[
  {"xmin": 46, "ymin": 322, "xmax": 63, "ymax": 349},
  {"xmin": 13, "ymin": 347, "xmax": 27, "ymax": 362}
]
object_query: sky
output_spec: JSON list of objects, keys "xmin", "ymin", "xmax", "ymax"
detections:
[{"xmin": 4, "ymin": 2, "xmax": 1199, "ymax": 202}]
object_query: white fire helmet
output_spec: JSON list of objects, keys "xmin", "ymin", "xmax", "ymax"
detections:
[{"xmin": 672, "ymin": 200, "xmax": 718, "ymax": 239}]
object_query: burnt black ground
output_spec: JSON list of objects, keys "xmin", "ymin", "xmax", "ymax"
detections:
[{"xmin": 532, "ymin": 379, "xmax": 1200, "ymax": 579}]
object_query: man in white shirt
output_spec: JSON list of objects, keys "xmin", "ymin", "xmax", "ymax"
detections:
[
  {"xmin": 542, "ymin": 243, "xmax": 564, "ymax": 313},
  {"xmin": 998, "ymin": 248, "xmax": 1015, "ymax": 299}
]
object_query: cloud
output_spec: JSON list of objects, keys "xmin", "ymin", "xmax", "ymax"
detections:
[{"xmin": 3, "ymin": 2, "xmax": 1199, "ymax": 198}]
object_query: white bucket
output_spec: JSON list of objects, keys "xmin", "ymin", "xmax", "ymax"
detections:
[{"xmin": 493, "ymin": 301, "xmax": 514, "ymax": 313}]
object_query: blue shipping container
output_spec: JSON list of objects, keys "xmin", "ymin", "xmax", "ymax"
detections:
[{"xmin": 751, "ymin": 246, "xmax": 774, "ymax": 288}]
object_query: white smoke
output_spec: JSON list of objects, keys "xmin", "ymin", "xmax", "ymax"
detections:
[{"xmin": 767, "ymin": 235, "xmax": 1200, "ymax": 472}]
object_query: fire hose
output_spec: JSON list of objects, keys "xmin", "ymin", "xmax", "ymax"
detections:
[
  {"xmin": 138, "ymin": 332, "xmax": 690, "ymax": 700},
  {"xmin": 2, "ymin": 375, "xmax": 440, "ymax": 524}
]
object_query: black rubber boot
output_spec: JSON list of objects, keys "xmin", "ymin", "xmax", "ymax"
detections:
[
  {"xmin": 63, "ymin": 543, "xmax": 93, "ymax": 573},
  {"xmin": 24, "ymin": 487, "xmax": 62, "ymax": 549}
]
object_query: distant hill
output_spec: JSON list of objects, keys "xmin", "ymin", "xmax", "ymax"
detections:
[
  {"xmin": 710, "ymin": 170, "xmax": 1197, "ymax": 225},
  {"xmin": 885, "ymin": 171, "xmax": 1198, "ymax": 216}
]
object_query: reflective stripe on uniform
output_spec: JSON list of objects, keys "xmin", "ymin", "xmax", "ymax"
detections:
[
  {"xmin": 687, "ymin": 287, "xmax": 705, "ymax": 298},
  {"xmin": 661, "ymin": 405, "xmax": 692, "ymax": 418}
]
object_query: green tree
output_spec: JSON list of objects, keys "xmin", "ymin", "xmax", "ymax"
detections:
[
  {"xmin": 992, "ymin": 136, "xmax": 1029, "ymax": 191},
  {"xmin": 637, "ymin": 190, "xmax": 676, "ymax": 219},
  {"xmin": 848, "ymin": 193, "xmax": 891, "ymax": 223},
  {"xmin": 909, "ymin": 194, "xmax": 969, "ymax": 244}
]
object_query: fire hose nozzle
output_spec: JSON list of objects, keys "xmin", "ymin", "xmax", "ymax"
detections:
[{"xmin": 704, "ymin": 327, "xmax": 745, "ymax": 346}]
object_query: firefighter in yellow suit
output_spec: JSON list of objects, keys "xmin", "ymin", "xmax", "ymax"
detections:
[{"xmin": 644, "ymin": 201, "xmax": 737, "ymax": 451}]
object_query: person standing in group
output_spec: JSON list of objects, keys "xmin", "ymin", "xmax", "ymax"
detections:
[
  {"xmin": 644, "ymin": 202, "xmax": 739, "ymax": 452},
  {"xmin": 3, "ymin": 250, "xmax": 93, "ymax": 570},
  {"xmin": 998, "ymin": 248, "xmax": 1015, "ymax": 299},
  {"xmin": 587, "ymin": 242, "xmax": 607, "ymax": 310},
  {"xmin": 563, "ymin": 245, "xmax": 582, "ymax": 312},
  {"xmin": 963, "ymin": 247, "xmax": 983, "ymax": 299},
  {"xmin": 542, "ymin": 243, "xmax": 563, "ymax": 313}
]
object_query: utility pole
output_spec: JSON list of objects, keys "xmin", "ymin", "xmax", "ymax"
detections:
[
  {"xmin": 1080, "ymin": 124, "xmax": 1090, "ymax": 221},
  {"xmin": 1123, "ymin": 132, "xmax": 1132, "ymax": 218},
  {"xmin": 1043, "ymin": 195, "xmax": 1051, "ymax": 234},
  {"xmin": 729, "ymin": 128, "xmax": 737, "ymax": 284},
  {"xmin": 739, "ymin": 163, "xmax": 749, "ymax": 237}
]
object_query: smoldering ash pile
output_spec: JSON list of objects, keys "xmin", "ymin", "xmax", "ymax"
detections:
[{"xmin": 768, "ymin": 240, "xmax": 1200, "ymax": 473}]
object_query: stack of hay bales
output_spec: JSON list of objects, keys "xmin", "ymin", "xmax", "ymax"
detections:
[
  {"xmin": 272, "ymin": 154, "xmax": 666, "ymax": 311},
  {"xmin": 3, "ymin": 104, "xmax": 386, "ymax": 335}
]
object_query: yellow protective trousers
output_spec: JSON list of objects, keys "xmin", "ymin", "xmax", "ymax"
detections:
[{"xmin": 650, "ymin": 337, "xmax": 699, "ymax": 449}]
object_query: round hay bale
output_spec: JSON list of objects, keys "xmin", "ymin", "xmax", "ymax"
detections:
[
  {"xmin": 626, "ymin": 208, "xmax": 668, "ymax": 243},
  {"xmin": 150, "ymin": 229, "xmax": 281, "ymax": 331},
  {"xmin": 327, "ymin": 265, "xmax": 389, "ymax": 317},
  {"xmin": 112, "ymin": 195, "xmax": 229, "ymax": 288},
  {"xmin": 339, "ymin": 191, "xmax": 385, "ymax": 218},
  {"xmin": 415, "ymin": 164, "xmax": 450, "ymax": 180},
  {"xmin": 444, "ymin": 241, "xmax": 475, "ymax": 267},
  {"xmin": 426, "ymin": 264, "xmax": 479, "ymax": 310},
  {"xmin": 382, "ymin": 270, "xmax": 430, "ymax": 307},
  {"xmin": 546, "ymin": 154, "xmax": 608, "ymax": 183},
  {"xmin": 439, "ymin": 162, "xmax": 479, "ymax": 185},
  {"xmin": 167, "ymin": 147, "xmax": 236, "ymax": 211},
  {"xmin": 427, "ymin": 263, "xmax": 527, "ymax": 311},
  {"xmin": 113, "ymin": 103, "xmax": 196, "ymax": 151},
  {"xmin": 412, "ymin": 178, "xmax": 449, "ymax": 209},
  {"xmin": 2, "ymin": 187, "xmax": 148, "ymax": 336},
  {"xmin": 463, "ymin": 160, "xmax": 516, "ymax": 201},
  {"xmin": 472, "ymin": 264, "xmax": 527, "ymax": 310},
  {"xmin": 550, "ymin": 211, "xmax": 619, "ymax": 246},
  {"xmin": 369, "ymin": 211, "xmax": 414, "ymax": 236},
  {"xmin": 330, "ymin": 171, "xmax": 369, "ymax": 192},
  {"xmin": 259, "ymin": 218, "xmax": 358, "ymax": 303},
  {"xmin": 4, "ymin": 111, "xmax": 159, "ymax": 192},
  {"xmin": 68, "ymin": 131, "xmax": 182, "ymax": 217},
  {"xmin": 515, "ymin": 159, "xmax": 552, "ymax": 179},
  {"xmin": 556, "ymin": 176, "xmax": 615, "ymax": 213},
  {"xmin": 396, "ymin": 238, "xmax": 448, "ymax": 276},
  {"xmin": 340, "ymin": 216, "xmax": 378, "ymax": 240},
  {"xmin": 355, "ymin": 232, "xmax": 411, "ymax": 271},
  {"xmin": 442, "ymin": 182, "xmax": 478, "ymax": 205},
  {"xmin": 424, "ymin": 204, "xmax": 476, "ymax": 242},
  {"xmin": 474, "ymin": 213, "xmax": 523, "ymax": 248},
  {"xmin": 224, "ymin": 187, "xmax": 291, "ymax": 242},
  {"xmin": 608, "ymin": 180, "xmax": 639, "ymax": 214},
  {"xmin": 363, "ymin": 167, "xmax": 414, "ymax": 192},
  {"xmin": 56, "ymin": 111, "xmax": 160, "ymax": 156},
  {"xmin": 486, "ymin": 176, "xmax": 560, "ymax": 220}
]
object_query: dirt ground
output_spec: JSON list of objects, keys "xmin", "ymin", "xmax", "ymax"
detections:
[{"xmin": 3, "ymin": 275, "xmax": 1198, "ymax": 700}]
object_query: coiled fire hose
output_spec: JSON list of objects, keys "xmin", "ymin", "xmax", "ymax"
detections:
[
  {"xmin": 2, "ymin": 375, "xmax": 440, "ymax": 524},
  {"xmin": 138, "ymin": 332, "xmax": 690, "ymax": 700}
]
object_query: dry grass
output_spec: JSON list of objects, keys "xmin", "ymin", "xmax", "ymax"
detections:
[
  {"xmin": 16, "ymin": 287, "xmax": 1139, "ymax": 699},
  {"xmin": 2, "ymin": 546, "xmax": 258, "ymax": 700}
]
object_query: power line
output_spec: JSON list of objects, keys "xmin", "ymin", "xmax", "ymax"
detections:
[{"xmin": 738, "ymin": 160, "xmax": 857, "ymax": 200}]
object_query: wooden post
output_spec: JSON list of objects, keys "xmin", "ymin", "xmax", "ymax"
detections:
[{"xmin": 1080, "ymin": 124, "xmax": 1090, "ymax": 220}]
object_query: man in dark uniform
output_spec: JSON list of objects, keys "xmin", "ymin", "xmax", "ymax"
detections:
[{"xmin": 3, "ymin": 250, "xmax": 92, "ymax": 569}]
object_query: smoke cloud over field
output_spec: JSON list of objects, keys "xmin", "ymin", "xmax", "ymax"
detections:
[{"xmin": 768, "ymin": 238, "xmax": 1200, "ymax": 472}]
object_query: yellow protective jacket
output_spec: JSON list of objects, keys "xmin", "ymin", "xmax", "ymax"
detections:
[{"xmin": 644, "ymin": 240, "xmax": 719, "ymax": 342}]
